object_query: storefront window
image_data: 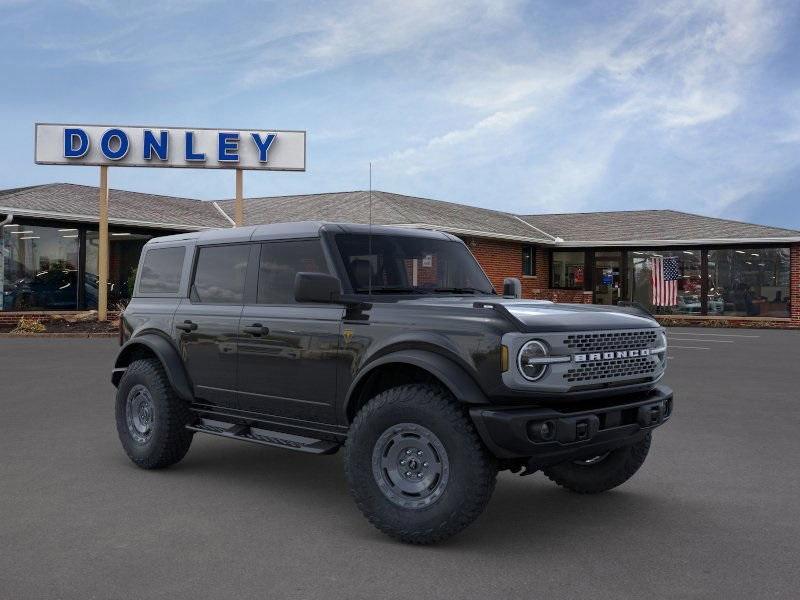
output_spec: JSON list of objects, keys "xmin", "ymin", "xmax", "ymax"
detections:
[
  {"xmin": 707, "ymin": 248, "xmax": 790, "ymax": 318},
  {"xmin": 1, "ymin": 223, "xmax": 80, "ymax": 310},
  {"xmin": 551, "ymin": 251, "xmax": 585, "ymax": 289},
  {"xmin": 628, "ymin": 249, "xmax": 702, "ymax": 314},
  {"xmin": 85, "ymin": 229, "xmax": 152, "ymax": 308}
]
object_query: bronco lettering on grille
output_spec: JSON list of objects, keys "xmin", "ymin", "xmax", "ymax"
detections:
[{"xmin": 573, "ymin": 348, "xmax": 651, "ymax": 362}]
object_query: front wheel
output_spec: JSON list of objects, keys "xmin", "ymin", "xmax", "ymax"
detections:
[
  {"xmin": 344, "ymin": 384, "xmax": 497, "ymax": 544},
  {"xmin": 543, "ymin": 433, "xmax": 652, "ymax": 494}
]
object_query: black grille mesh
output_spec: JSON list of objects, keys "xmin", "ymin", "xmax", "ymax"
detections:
[
  {"xmin": 564, "ymin": 356, "xmax": 657, "ymax": 383},
  {"xmin": 564, "ymin": 330, "xmax": 658, "ymax": 353}
]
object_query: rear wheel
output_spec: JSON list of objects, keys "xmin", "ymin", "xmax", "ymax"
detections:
[
  {"xmin": 115, "ymin": 358, "xmax": 193, "ymax": 469},
  {"xmin": 543, "ymin": 434, "xmax": 652, "ymax": 494},
  {"xmin": 344, "ymin": 383, "xmax": 497, "ymax": 544}
]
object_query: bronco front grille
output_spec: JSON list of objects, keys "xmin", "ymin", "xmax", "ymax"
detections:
[
  {"xmin": 563, "ymin": 356, "xmax": 657, "ymax": 383},
  {"xmin": 563, "ymin": 329, "xmax": 658, "ymax": 354}
]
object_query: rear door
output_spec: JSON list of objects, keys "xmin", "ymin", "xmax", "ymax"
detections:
[
  {"xmin": 237, "ymin": 239, "xmax": 344, "ymax": 423},
  {"xmin": 173, "ymin": 243, "xmax": 253, "ymax": 409}
]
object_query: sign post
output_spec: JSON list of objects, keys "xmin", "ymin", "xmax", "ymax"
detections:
[
  {"xmin": 235, "ymin": 168, "xmax": 244, "ymax": 227},
  {"xmin": 98, "ymin": 166, "xmax": 109, "ymax": 320},
  {"xmin": 34, "ymin": 123, "xmax": 306, "ymax": 319}
]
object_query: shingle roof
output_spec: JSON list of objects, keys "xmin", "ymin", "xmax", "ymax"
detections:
[
  {"xmin": 1, "ymin": 183, "xmax": 798, "ymax": 244},
  {"xmin": 216, "ymin": 190, "xmax": 552, "ymax": 242},
  {"xmin": 520, "ymin": 210, "xmax": 800, "ymax": 244},
  {"xmin": 0, "ymin": 183, "xmax": 227, "ymax": 230}
]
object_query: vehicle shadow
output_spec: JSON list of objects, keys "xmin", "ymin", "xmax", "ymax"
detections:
[{"xmin": 147, "ymin": 437, "xmax": 701, "ymax": 551}]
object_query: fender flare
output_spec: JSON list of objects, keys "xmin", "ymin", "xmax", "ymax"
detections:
[
  {"xmin": 344, "ymin": 349, "xmax": 488, "ymax": 420},
  {"xmin": 112, "ymin": 333, "xmax": 193, "ymax": 402}
]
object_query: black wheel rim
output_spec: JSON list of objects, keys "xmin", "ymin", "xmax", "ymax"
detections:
[
  {"xmin": 126, "ymin": 384, "xmax": 154, "ymax": 444},
  {"xmin": 371, "ymin": 423, "xmax": 450, "ymax": 509}
]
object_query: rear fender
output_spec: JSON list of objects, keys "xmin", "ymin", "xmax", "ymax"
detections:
[{"xmin": 112, "ymin": 333, "xmax": 193, "ymax": 402}]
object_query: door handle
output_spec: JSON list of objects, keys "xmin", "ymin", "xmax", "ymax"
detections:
[
  {"xmin": 176, "ymin": 320, "xmax": 198, "ymax": 332},
  {"xmin": 242, "ymin": 323, "xmax": 269, "ymax": 336}
]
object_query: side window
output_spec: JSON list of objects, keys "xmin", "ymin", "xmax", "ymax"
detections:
[
  {"xmin": 257, "ymin": 240, "xmax": 328, "ymax": 304},
  {"xmin": 522, "ymin": 245, "xmax": 536, "ymax": 276},
  {"xmin": 138, "ymin": 246, "xmax": 185, "ymax": 295},
  {"xmin": 192, "ymin": 244, "xmax": 250, "ymax": 304}
]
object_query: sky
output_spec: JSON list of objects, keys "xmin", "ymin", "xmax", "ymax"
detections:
[{"xmin": 1, "ymin": 0, "xmax": 799, "ymax": 229}]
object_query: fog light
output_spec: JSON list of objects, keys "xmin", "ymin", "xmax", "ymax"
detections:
[{"xmin": 529, "ymin": 420, "xmax": 556, "ymax": 442}]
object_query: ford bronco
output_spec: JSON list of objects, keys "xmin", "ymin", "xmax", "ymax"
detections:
[{"xmin": 112, "ymin": 222, "xmax": 672, "ymax": 544}]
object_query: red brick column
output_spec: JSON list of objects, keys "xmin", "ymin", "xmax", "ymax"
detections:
[{"xmin": 791, "ymin": 244, "xmax": 800, "ymax": 325}]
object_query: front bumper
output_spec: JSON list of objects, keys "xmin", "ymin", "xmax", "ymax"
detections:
[{"xmin": 470, "ymin": 385, "xmax": 673, "ymax": 465}]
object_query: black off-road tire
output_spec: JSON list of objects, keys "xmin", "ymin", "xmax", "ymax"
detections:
[
  {"xmin": 115, "ymin": 358, "xmax": 193, "ymax": 469},
  {"xmin": 344, "ymin": 383, "xmax": 497, "ymax": 544},
  {"xmin": 543, "ymin": 433, "xmax": 652, "ymax": 494}
]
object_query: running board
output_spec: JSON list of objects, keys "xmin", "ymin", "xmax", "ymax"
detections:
[{"xmin": 187, "ymin": 418, "xmax": 339, "ymax": 455}]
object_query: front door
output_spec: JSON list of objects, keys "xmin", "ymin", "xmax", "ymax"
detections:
[
  {"xmin": 593, "ymin": 251, "xmax": 622, "ymax": 306},
  {"xmin": 173, "ymin": 243, "xmax": 251, "ymax": 408},
  {"xmin": 236, "ymin": 239, "xmax": 343, "ymax": 424}
]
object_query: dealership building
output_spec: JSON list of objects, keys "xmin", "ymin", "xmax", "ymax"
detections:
[{"xmin": 1, "ymin": 182, "xmax": 798, "ymax": 328}]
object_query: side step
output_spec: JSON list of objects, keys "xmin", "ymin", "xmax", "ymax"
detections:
[{"xmin": 187, "ymin": 418, "xmax": 339, "ymax": 455}]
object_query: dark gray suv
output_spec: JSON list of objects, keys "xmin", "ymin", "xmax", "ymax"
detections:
[{"xmin": 112, "ymin": 222, "xmax": 672, "ymax": 544}]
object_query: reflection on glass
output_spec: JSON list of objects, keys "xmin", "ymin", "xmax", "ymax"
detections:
[
  {"xmin": 1, "ymin": 224, "xmax": 79, "ymax": 310},
  {"xmin": 628, "ymin": 250, "xmax": 702, "ymax": 315},
  {"xmin": 84, "ymin": 229, "xmax": 152, "ymax": 308},
  {"xmin": 551, "ymin": 251, "xmax": 585, "ymax": 290},
  {"xmin": 707, "ymin": 248, "xmax": 790, "ymax": 318}
]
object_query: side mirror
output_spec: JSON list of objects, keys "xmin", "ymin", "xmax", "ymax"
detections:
[
  {"xmin": 503, "ymin": 277, "xmax": 522, "ymax": 299},
  {"xmin": 294, "ymin": 272, "xmax": 342, "ymax": 303}
]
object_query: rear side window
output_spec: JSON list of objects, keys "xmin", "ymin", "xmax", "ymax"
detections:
[
  {"xmin": 138, "ymin": 246, "xmax": 185, "ymax": 295},
  {"xmin": 257, "ymin": 240, "xmax": 328, "ymax": 304},
  {"xmin": 192, "ymin": 244, "xmax": 250, "ymax": 304}
]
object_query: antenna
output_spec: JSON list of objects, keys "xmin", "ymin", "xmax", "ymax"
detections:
[{"xmin": 368, "ymin": 162, "xmax": 373, "ymax": 296}]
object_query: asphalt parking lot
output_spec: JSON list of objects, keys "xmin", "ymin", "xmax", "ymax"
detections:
[{"xmin": 1, "ymin": 327, "xmax": 799, "ymax": 599}]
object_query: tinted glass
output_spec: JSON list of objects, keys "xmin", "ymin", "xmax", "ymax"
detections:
[
  {"xmin": 334, "ymin": 233, "xmax": 493, "ymax": 295},
  {"xmin": 192, "ymin": 245, "xmax": 249, "ymax": 304},
  {"xmin": 137, "ymin": 246, "xmax": 185, "ymax": 295},
  {"xmin": 257, "ymin": 240, "xmax": 328, "ymax": 304},
  {"xmin": 628, "ymin": 249, "xmax": 702, "ymax": 314},
  {"xmin": 2, "ymin": 223, "xmax": 80, "ymax": 310},
  {"xmin": 86, "ymin": 229, "xmax": 153, "ymax": 306},
  {"xmin": 522, "ymin": 245, "xmax": 536, "ymax": 276},
  {"xmin": 551, "ymin": 251, "xmax": 585, "ymax": 289},
  {"xmin": 707, "ymin": 248, "xmax": 790, "ymax": 317}
]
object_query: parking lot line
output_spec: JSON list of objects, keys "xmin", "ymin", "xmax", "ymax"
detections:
[
  {"xmin": 668, "ymin": 338, "xmax": 733, "ymax": 343},
  {"xmin": 666, "ymin": 332, "xmax": 760, "ymax": 338},
  {"xmin": 667, "ymin": 345, "xmax": 711, "ymax": 350}
]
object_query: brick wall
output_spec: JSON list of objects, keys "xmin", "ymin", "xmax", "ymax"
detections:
[
  {"xmin": 0, "ymin": 310, "xmax": 120, "ymax": 326},
  {"xmin": 461, "ymin": 236, "xmax": 592, "ymax": 304}
]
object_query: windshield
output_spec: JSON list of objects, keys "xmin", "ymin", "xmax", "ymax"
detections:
[{"xmin": 334, "ymin": 233, "xmax": 494, "ymax": 295}]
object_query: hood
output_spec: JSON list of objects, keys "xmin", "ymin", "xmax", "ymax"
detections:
[{"xmin": 395, "ymin": 295, "xmax": 658, "ymax": 332}]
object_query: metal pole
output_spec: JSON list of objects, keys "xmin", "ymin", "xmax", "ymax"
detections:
[
  {"xmin": 235, "ymin": 168, "xmax": 244, "ymax": 227},
  {"xmin": 98, "ymin": 166, "xmax": 109, "ymax": 321}
]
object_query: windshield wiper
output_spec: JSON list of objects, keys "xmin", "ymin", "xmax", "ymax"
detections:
[
  {"xmin": 432, "ymin": 287, "xmax": 488, "ymax": 294},
  {"xmin": 353, "ymin": 286, "xmax": 423, "ymax": 294}
]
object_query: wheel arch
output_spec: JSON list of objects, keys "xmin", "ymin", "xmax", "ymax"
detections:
[
  {"xmin": 112, "ymin": 333, "xmax": 193, "ymax": 402},
  {"xmin": 343, "ymin": 349, "xmax": 488, "ymax": 423}
]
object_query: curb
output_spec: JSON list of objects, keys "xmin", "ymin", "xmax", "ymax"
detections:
[{"xmin": 0, "ymin": 332, "xmax": 117, "ymax": 338}]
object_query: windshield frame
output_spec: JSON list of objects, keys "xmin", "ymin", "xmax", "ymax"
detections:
[{"xmin": 326, "ymin": 230, "xmax": 495, "ymax": 297}]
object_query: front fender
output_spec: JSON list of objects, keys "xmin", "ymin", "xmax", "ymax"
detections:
[
  {"xmin": 344, "ymin": 349, "xmax": 488, "ymax": 418},
  {"xmin": 112, "ymin": 333, "xmax": 193, "ymax": 402}
]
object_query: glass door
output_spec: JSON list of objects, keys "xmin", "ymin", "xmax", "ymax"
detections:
[{"xmin": 593, "ymin": 251, "xmax": 622, "ymax": 305}]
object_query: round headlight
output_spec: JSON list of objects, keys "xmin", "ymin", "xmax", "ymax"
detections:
[{"xmin": 517, "ymin": 340, "xmax": 549, "ymax": 381}]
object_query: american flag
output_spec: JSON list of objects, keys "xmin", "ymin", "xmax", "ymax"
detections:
[{"xmin": 651, "ymin": 256, "xmax": 679, "ymax": 306}]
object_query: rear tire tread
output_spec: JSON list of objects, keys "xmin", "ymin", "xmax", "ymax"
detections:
[{"xmin": 115, "ymin": 358, "xmax": 193, "ymax": 469}]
